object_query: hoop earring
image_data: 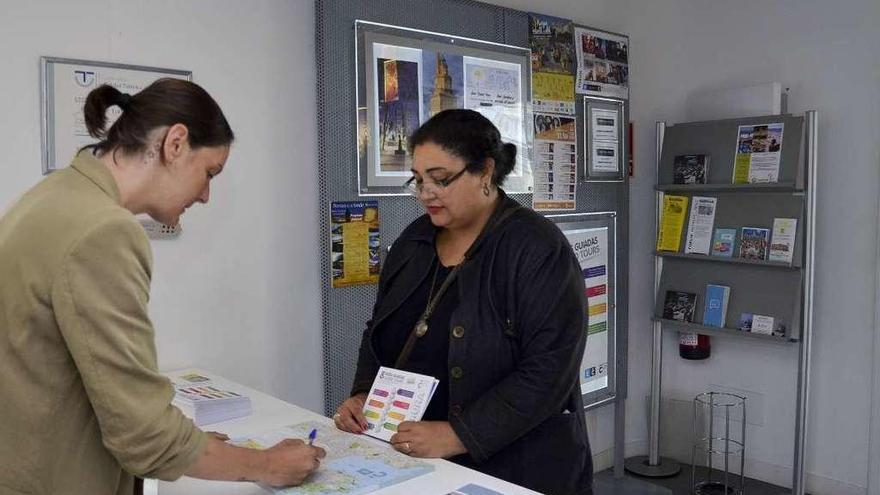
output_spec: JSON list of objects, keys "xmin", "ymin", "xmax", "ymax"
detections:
[{"xmin": 483, "ymin": 183, "xmax": 490, "ymax": 196}]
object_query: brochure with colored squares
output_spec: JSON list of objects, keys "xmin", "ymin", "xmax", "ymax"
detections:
[
  {"xmin": 362, "ymin": 367, "xmax": 439, "ymax": 442},
  {"xmin": 169, "ymin": 371, "xmax": 252, "ymax": 426}
]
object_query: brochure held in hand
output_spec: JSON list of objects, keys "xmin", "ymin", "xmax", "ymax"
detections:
[{"xmin": 362, "ymin": 367, "xmax": 439, "ymax": 442}]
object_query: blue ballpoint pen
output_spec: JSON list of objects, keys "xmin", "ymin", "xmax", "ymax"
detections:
[{"xmin": 308, "ymin": 428, "xmax": 317, "ymax": 446}]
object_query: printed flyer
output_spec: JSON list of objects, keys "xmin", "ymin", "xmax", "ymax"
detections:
[
  {"xmin": 528, "ymin": 13, "xmax": 576, "ymax": 115},
  {"xmin": 330, "ymin": 201, "xmax": 380, "ymax": 288},
  {"xmin": 574, "ymin": 27, "xmax": 629, "ymax": 99},
  {"xmin": 532, "ymin": 113, "xmax": 577, "ymax": 211}
]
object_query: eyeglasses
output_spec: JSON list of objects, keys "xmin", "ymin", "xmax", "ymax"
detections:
[{"xmin": 404, "ymin": 168, "xmax": 468, "ymax": 197}]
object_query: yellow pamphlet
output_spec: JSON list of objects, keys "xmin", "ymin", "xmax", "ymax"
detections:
[{"xmin": 656, "ymin": 195, "xmax": 689, "ymax": 252}]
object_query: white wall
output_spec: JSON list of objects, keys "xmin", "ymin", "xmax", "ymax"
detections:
[{"xmin": 0, "ymin": 0, "xmax": 324, "ymax": 413}]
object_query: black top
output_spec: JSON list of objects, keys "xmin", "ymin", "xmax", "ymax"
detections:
[
  {"xmin": 352, "ymin": 190, "xmax": 593, "ymax": 495},
  {"xmin": 373, "ymin": 257, "xmax": 455, "ymax": 421}
]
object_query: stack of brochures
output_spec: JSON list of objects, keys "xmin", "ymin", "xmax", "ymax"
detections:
[
  {"xmin": 362, "ymin": 366, "xmax": 439, "ymax": 442},
  {"xmin": 170, "ymin": 371, "xmax": 252, "ymax": 426}
]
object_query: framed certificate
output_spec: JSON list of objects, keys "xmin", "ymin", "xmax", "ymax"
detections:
[{"xmin": 40, "ymin": 57, "xmax": 191, "ymax": 174}]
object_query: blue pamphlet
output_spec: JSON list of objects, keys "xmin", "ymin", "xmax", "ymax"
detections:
[{"xmin": 703, "ymin": 284, "xmax": 730, "ymax": 327}]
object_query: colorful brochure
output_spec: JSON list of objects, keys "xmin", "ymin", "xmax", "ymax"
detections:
[{"xmin": 362, "ymin": 367, "xmax": 439, "ymax": 442}]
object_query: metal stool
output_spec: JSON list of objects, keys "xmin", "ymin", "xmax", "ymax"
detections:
[{"xmin": 691, "ymin": 392, "xmax": 746, "ymax": 495}]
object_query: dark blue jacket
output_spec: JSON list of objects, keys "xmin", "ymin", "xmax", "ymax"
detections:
[{"xmin": 352, "ymin": 192, "xmax": 593, "ymax": 495}]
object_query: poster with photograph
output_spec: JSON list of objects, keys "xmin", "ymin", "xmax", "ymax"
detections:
[
  {"xmin": 732, "ymin": 123, "xmax": 784, "ymax": 184},
  {"xmin": 358, "ymin": 22, "xmax": 533, "ymax": 194},
  {"xmin": 421, "ymin": 51, "xmax": 463, "ymax": 122},
  {"xmin": 564, "ymin": 227, "xmax": 610, "ymax": 395},
  {"xmin": 533, "ymin": 113, "xmax": 577, "ymax": 210},
  {"xmin": 529, "ymin": 13, "xmax": 576, "ymax": 115},
  {"xmin": 463, "ymin": 56, "xmax": 531, "ymax": 192},
  {"xmin": 330, "ymin": 201, "xmax": 380, "ymax": 288},
  {"xmin": 575, "ymin": 27, "xmax": 629, "ymax": 99},
  {"xmin": 373, "ymin": 44, "xmax": 423, "ymax": 177}
]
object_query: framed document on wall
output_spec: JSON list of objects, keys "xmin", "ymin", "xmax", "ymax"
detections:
[
  {"xmin": 355, "ymin": 21, "xmax": 534, "ymax": 196},
  {"xmin": 40, "ymin": 57, "xmax": 191, "ymax": 174}
]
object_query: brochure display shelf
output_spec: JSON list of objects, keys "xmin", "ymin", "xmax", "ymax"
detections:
[
  {"xmin": 629, "ymin": 113, "xmax": 818, "ymax": 495},
  {"xmin": 653, "ymin": 251, "xmax": 800, "ymax": 270}
]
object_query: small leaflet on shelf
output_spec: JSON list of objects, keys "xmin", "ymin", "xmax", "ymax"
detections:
[
  {"xmin": 663, "ymin": 290, "xmax": 697, "ymax": 323},
  {"xmin": 702, "ymin": 284, "xmax": 730, "ymax": 328},
  {"xmin": 673, "ymin": 154, "xmax": 710, "ymax": 185},
  {"xmin": 732, "ymin": 123, "xmax": 784, "ymax": 184},
  {"xmin": 739, "ymin": 227, "xmax": 770, "ymax": 261},
  {"xmin": 362, "ymin": 367, "xmax": 439, "ymax": 442},
  {"xmin": 711, "ymin": 228, "xmax": 737, "ymax": 258},
  {"xmin": 684, "ymin": 196, "xmax": 717, "ymax": 255},
  {"xmin": 739, "ymin": 313, "xmax": 777, "ymax": 335},
  {"xmin": 768, "ymin": 218, "xmax": 797, "ymax": 264},
  {"xmin": 656, "ymin": 195, "xmax": 689, "ymax": 252}
]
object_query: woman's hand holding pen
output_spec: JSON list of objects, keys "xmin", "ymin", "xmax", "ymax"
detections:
[
  {"xmin": 333, "ymin": 392, "xmax": 369, "ymax": 433},
  {"xmin": 390, "ymin": 421, "xmax": 467, "ymax": 459}
]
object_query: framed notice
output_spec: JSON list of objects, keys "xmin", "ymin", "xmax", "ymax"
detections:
[
  {"xmin": 548, "ymin": 212, "xmax": 618, "ymax": 408},
  {"xmin": 583, "ymin": 96, "xmax": 626, "ymax": 182},
  {"xmin": 40, "ymin": 57, "xmax": 191, "ymax": 174},
  {"xmin": 355, "ymin": 21, "xmax": 533, "ymax": 196}
]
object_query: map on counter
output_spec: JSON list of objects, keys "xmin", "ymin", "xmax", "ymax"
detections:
[{"xmin": 232, "ymin": 421, "xmax": 434, "ymax": 495}]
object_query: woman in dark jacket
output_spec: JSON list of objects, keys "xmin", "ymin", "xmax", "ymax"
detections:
[{"xmin": 334, "ymin": 109, "xmax": 593, "ymax": 495}]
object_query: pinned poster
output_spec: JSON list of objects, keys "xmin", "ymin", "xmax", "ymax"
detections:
[
  {"xmin": 528, "ymin": 13, "xmax": 576, "ymax": 115},
  {"xmin": 330, "ymin": 201, "xmax": 380, "ymax": 288},
  {"xmin": 532, "ymin": 113, "xmax": 577, "ymax": 211},
  {"xmin": 564, "ymin": 227, "xmax": 610, "ymax": 395},
  {"xmin": 574, "ymin": 26, "xmax": 629, "ymax": 99}
]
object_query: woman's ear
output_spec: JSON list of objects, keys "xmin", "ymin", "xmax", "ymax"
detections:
[
  {"xmin": 482, "ymin": 157, "xmax": 496, "ymax": 183},
  {"xmin": 162, "ymin": 123, "xmax": 190, "ymax": 164}
]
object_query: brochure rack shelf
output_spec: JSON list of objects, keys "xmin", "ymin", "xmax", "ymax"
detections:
[
  {"xmin": 634, "ymin": 112, "xmax": 817, "ymax": 495},
  {"xmin": 655, "ymin": 183, "xmax": 801, "ymax": 193},
  {"xmin": 653, "ymin": 251, "xmax": 800, "ymax": 270},
  {"xmin": 651, "ymin": 318, "xmax": 793, "ymax": 344}
]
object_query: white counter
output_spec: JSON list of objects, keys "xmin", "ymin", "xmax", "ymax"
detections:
[{"xmin": 155, "ymin": 369, "xmax": 540, "ymax": 495}]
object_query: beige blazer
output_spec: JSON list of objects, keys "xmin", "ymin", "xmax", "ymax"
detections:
[{"xmin": 0, "ymin": 151, "xmax": 205, "ymax": 494}]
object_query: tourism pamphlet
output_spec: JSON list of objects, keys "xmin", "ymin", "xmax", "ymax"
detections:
[
  {"xmin": 362, "ymin": 367, "xmax": 439, "ymax": 442},
  {"xmin": 711, "ymin": 228, "xmax": 737, "ymax": 258},
  {"xmin": 447, "ymin": 485, "xmax": 508, "ymax": 495},
  {"xmin": 739, "ymin": 313, "xmax": 776, "ymax": 336},
  {"xmin": 739, "ymin": 227, "xmax": 770, "ymax": 260},
  {"xmin": 702, "ymin": 284, "xmax": 730, "ymax": 327},
  {"xmin": 657, "ymin": 195, "xmax": 689, "ymax": 252},
  {"xmin": 663, "ymin": 290, "xmax": 698, "ymax": 323},
  {"xmin": 169, "ymin": 371, "xmax": 252, "ymax": 427},
  {"xmin": 732, "ymin": 123, "xmax": 784, "ymax": 184},
  {"xmin": 673, "ymin": 154, "xmax": 709, "ymax": 184},
  {"xmin": 684, "ymin": 196, "xmax": 717, "ymax": 255},
  {"xmin": 768, "ymin": 218, "xmax": 798, "ymax": 264}
]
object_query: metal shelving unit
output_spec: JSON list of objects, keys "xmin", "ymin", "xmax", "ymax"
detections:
[{"xmin": 627, "ymin": 112, "xmax": 817, "ymax": 495}]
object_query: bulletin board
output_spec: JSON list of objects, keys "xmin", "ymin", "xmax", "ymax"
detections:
[{"xmin": 315, "ymin": 0, "xmax": 630, "ymax": 419}]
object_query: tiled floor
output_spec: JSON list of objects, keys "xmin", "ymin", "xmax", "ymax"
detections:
[{"xmin": 595, "ymin": 464, "xmax": 796, "ymax": 495}]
